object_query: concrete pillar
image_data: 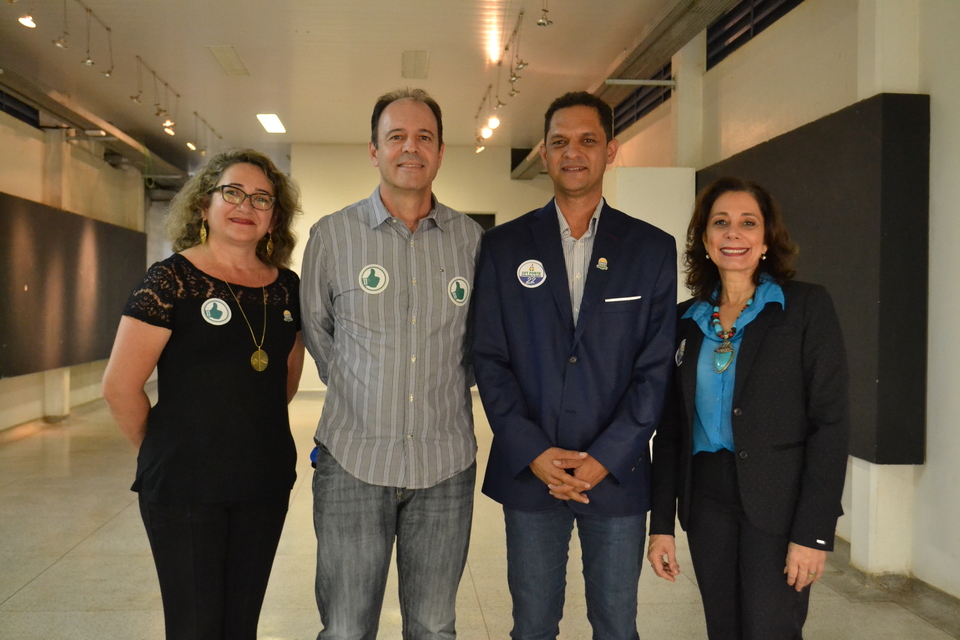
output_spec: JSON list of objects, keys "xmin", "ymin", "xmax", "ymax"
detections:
[
  {"xmin": 849, "ymin": 0, "xmax": 922, "ymax": 576},
  {"xmin": 43, "ymin": 367, "xmax": 71, "ymax": 422},
  {"xmin": 42, "ymin": 128, "xmax": 67, "ymax": 209},
  {"xmin": 672, "ymin": 30, "xmax": 706, "ymax": 169}
]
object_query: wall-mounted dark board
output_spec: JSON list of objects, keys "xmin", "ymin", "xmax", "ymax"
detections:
[
  {"xmin": 0, "ymin": 192, "xmax": 147, "ymax": 378},
  {"xmin": 696, "ymin": 93, "xmax": 929, "ymax": 465}
]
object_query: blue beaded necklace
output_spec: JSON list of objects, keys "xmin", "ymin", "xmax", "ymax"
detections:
[{"xmin": 710, "ymin": 298, "xmax": 753, "ymax": 373}]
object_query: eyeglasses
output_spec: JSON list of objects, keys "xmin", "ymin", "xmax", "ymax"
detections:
[{"xmin": 211, "ymin": 185, "xmax": 276, "ymax": 211}]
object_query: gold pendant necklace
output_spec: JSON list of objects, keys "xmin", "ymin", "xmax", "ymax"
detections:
[{"xmin": 207, "ymin": 246, "xmax": 268, "ymax": 372}]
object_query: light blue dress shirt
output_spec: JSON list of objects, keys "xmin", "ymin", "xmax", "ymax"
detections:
[{"xmin": 684, "ymin": 275, "xmax": 785, "ymax": 454}]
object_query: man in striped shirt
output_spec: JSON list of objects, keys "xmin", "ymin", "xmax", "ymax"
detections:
[{"xmin": 301, "ymin": 88, "xmax": 483, "ymax": 640}]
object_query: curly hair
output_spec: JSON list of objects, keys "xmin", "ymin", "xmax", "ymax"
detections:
[
  {"xmin": 684, "ymin": 177, "xmax": 798, "ymax": 301},
  {"xmin": 165, "ymin": 149, "xmax": 301, "ymax": 268}
]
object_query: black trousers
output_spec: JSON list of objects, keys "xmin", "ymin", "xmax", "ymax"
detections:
[
  {"xmin": 139, "ymin": 495, "xmax": 289, "ymax": 640},
  {"xmin": 686, "ymin": 450, "xmax": 810, "ymax": 640}
]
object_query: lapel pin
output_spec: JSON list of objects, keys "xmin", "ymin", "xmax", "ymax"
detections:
[{"xmin": 596, "ymin": 257, "xmax": 608, "ymax": 271}]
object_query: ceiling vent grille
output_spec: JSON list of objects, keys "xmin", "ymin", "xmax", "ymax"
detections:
[
  {"xmin": 613, "ymin": 63, "xmax": 673, "ymax": 136},
  {"xmin": 706, "ymin": 0, "xmax": 806, "ymax": 70}
]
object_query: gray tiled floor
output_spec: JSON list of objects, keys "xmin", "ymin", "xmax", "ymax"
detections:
[{"xmin": 0, "ymin": 391, "xmax": 956, "ymax": 639}]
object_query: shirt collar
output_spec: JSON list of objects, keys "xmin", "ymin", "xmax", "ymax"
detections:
[
  {"xmin": 683, "ymin": 273, "xmax": 786, "ymax": 324},
  {"xmin": 555, "ymin": 197, "xmax": 604, "ymax": 240},
  {"xmin": 367, "ymin": 186, "xmax": 444, "ymax": 231}
]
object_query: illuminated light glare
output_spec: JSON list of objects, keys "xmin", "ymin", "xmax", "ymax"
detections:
[
  {"xmin": 487, "ymin": 115, "xmax": 500, "ymax": 130},
  {"xmin": 475, "ymin": 145, "xmax": 485, "ymax": 154},
  {"xmin": 162, "ymin": 119, "xmax": 175, "ymax": 128},
  {"xmin": 481, "ymin": 126, "xmax": 493, "ymax": 139},
  {"xmin": 483, "ymin": 8, "xmax": 502, "ymax": 64},
  {"xmin": 186, "ymin": 141, "xmax": 197, "ymax": 150},
  {"xmin": 257, "ymin": 114, "xmax": 286, "ymax": 133},
  {"xmin": 163, "ymin": 127, "xmax": 175, "ymax": 136},
  {"xmin": 19, "ymin": 15, "xmax": 37, "ymax": 28}
]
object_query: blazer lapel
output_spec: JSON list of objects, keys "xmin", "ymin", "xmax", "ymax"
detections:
[
  {"xmin": 680, "ymin": 320, "xmax": 703, "ymax": 428},
  {"xmin": 733, "ymin": 305, "xmax": 777, "ymax": 404},
  {"xmin": 531, "ymin": 202, "xmax": 574, "ymax": 332},
  {"xmin": 572, "ymin": 205, "xmax": 627, "ymax": 346}
]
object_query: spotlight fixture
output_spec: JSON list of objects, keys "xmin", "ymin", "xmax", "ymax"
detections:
[
  {"xmin": 155, "ymin": 106, "xmax": 167, "ymax": 117},
  {"xmin": 80, "ymin": 9, "xmax": 94, "ymax": 65},
  {"xmin": 537, "ymin": 0, "xmax": 553, "ymax": 26},
  {"xmin": 487, "ymin": 115, "xmax": 500, "ymax": 130},
  {"xmin": 52, "ymin": 0, "xmax": 68, "ymax": 48},
  {"xmin": 475, "ymin": 136, "xmax": 485, "ymax": 154},
  {"xmin": 163, "ymin": 127, "xmax": 175, "ymax": 136},
  {"xmin": 18, "ymin": 5, "xmax": 36, "ymax": 29},
  {"xmin": 509, "ymin": 88, "xmax": 520, "ymax": 97},
  {"xmin": 496, "ymin": 99, "xmax": 507, "ymax": 109},
  {"xmin": 515, "ymin": 59, "xmax": 528, "ymax": 70},
  {"xmin": 131, "ymin": 56, "xmax": 144, "ymax": 103},
  {"xmin": 481, "ymin": 126, "xmax": 493, "ymax": 139},
  {"xmin": 186, "ymin": 142, "xmax": 197, "ymax": 151},
  {"xmin": 101, "ymin": 27, "xmax": 114, "ymax": 77},
  {"xmin": 510, "ymin": 72, "xmax": 521, "ymax": 83},
  {"xmin": 162, "ymin": 119, "xmax": 175, "ymax": 128}
]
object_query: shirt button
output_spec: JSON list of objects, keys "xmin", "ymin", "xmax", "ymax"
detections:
[
  {"xmin": 409, "ymin": 395, "xmax": 414, "ymax": 402},
  {"xmin": 412, "ymin": 317, "xmax": 417, "ymax": 324},
  {"xmin": 738, "ymin": 450, "xmax": 748, "ymax": 459},
  {"xmin": 568, "ymin": 356, "xmax": 578, "ymax": 364},
  {"xmin": 733, "ymin": 408, "xmax": 742, "ymax": 416},
  {"xmin": 406, "ymin": 434, "xmax": 413, "ymax": 439},
  {"xmin": 575, "ymin": 273, "xmax": 581, "ymax": 280},
  {"xmin": 412, "ymin": 278, "xmax": 417, "ymax": 285},
  {"xmin": 411, "ymin": 356, "xmax": 416, "ymax": 363},
  {"xmin": 410, "ymin": 240, "xmax": 414, "ymax": 247}
]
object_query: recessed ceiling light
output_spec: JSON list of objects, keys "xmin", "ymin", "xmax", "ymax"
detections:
[{"xmin": 257, "ymin": 114, "xmax": 285, "ymax": 133}]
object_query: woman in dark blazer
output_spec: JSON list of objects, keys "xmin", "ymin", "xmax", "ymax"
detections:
[{"xmin": 647, "ymin": 177, "xmax": 849, "ymax": 640}]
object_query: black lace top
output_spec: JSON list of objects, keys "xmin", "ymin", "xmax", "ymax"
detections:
[{"xmin": 123, "ymin": 253, "xmax": 300, "ymax": 503}]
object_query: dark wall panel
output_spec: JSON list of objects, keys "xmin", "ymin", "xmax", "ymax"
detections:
[
  {"xmin": 696, "ymin": 93, "xmax": 929, "ymax": 464},
  {"xmin": 0, "ymin": 192, "xmax": 147, "ymax": 378}
]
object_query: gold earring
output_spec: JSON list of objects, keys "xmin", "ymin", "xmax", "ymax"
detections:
[
  {"xmin": 266, "ymin": 232, "xmax": 274, "ymax": 257},
  {"xmin": 199, "ymin": 220, "xmax": 208, "ymax": 244}
]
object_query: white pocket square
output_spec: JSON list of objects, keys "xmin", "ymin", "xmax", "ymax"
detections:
[{"xmin": 604, "ymin": 295, "xmax": 642, "ymax": 303}]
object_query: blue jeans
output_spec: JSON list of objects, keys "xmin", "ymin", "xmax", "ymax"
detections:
[
  {"xmin": 504, "ymin": 505, "xmax": 647, "ymax": 640},
  {"xmin": 312, "ymin": 445, "xmax": 475, "ymax": 640}
]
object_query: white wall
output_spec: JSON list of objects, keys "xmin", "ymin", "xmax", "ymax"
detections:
[
  {"xmin": 615, "ymin": 102, "xmax": 676, "ymax": 169},
  {"xmin": 290, "ymin": 143, "xmax": 554, "ymax": 390},
  {"xmin": 913, "ymin": 0, "xmax": 960, "ymax": 598},
  {"xmin": 0, "ymin": 110, "xmax": 145, "ymax": 431},
  {"xmin": 700, "ymin": 0, "xmax": 859, "ymax": 166}
]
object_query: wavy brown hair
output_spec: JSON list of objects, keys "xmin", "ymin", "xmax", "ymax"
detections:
[
  {"xmin": 684, "ymin": 177, "xmax": 798, "ymax": 301},
  {"xmin": 165, "ymin": 149, "xmax": 301, "ymax": 268}
]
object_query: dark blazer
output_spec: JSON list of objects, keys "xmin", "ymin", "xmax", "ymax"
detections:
[
  {"xmin": 650, "ymin": 280, "xmax": 849, "ymax": 549},
  {"xmin": 472, "ymin": 199, "xmax": 677, "ymax": 517}
]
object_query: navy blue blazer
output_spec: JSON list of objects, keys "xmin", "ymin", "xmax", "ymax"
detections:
[
  {"xmin": 650, "ymin": 281, "xmax": 850, "ymax": 549},
  {"xmin": 472, "ymin": 199, "xmax": 677, "ymax": 516}
]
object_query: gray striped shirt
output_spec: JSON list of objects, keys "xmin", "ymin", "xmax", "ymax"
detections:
[
  {"xmin": 301, "ymin": 187, "xmax": 483, "ymax": 489},
  {"xmin": 556, "ymin": 198, "xmax": 603, "ymax": 326}
]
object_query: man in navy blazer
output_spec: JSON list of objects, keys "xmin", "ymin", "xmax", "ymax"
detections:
[{"xmin": 472, "ymin": 92, "xmax": 677, "ymax": 640}]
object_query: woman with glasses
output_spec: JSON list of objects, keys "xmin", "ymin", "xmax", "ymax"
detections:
[{"xmin": 103, "ymin": 149, "xmax": 304, "ymax": 640}]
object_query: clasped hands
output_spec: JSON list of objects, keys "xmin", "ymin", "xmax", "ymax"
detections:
[{"xmin": 530, "ymin": 447, "xmax": 609, "ymax": 504}]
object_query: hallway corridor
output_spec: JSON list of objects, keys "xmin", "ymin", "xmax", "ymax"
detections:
[{"xmin": 0, "ymin": 391, "xmax": 956, "ymax": 639}]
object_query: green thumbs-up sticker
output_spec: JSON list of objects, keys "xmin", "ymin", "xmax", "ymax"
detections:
[
  {"xmin": 448, "ymin": 277, "xmax": 470, "ymax": 306},
  {"xmin": 201, "ymin": 298, "xmax": 232, "ymax": 325},
  {"xmin": 359, "ymin": 264, "xmax": 389, "ymax": 294}
]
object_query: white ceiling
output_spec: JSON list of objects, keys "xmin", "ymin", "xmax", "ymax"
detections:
[{"xmin": 0, "ymin": 0, "xmax": 675, "ymax": 174}]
